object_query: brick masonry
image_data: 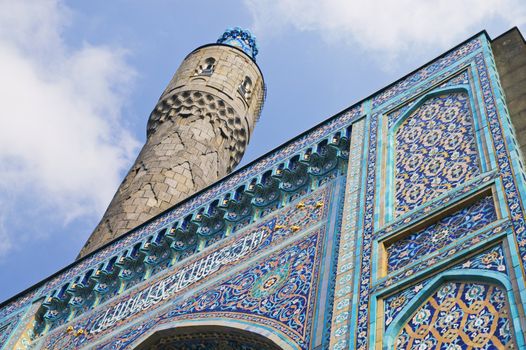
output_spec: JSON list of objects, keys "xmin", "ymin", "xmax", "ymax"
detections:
[{"xmin": 78, "ymin": 45, "xmax": 265, "ymax": 258}]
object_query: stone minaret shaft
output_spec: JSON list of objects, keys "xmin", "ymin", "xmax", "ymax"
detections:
[{"xmin": 78, "ymin": 29, "xmax": 265, "ymax": 258}]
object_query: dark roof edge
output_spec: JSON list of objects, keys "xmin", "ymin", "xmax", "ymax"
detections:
[
  {"xmin": 0, "ymin": 28, "xmax": 496, "ymax": 308},
  {"xmin": 491, "ymin": 26, "xmax": 526, "ymax": 45}
]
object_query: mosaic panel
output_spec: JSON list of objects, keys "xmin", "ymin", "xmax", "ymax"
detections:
[
  {"xmin": 386, "ymin": 194, "xmax": 497, "ymax": 273},
  {"xmin": 394, "ymin": 91, "xmax": 481, "ymax": 216},
  {"xmin": 376, "ymin": 221, "xmax": 509, "ymax": 292},
  {"xmin": 44, "ymin": 230, "xmax": 325, "ymax": 350},
  {"xmin": 384, "ymin": 244, "xmax": 508, "ymax": 328},
  {"xmin": 375, "ymin": 171, "xmax": 498, "ymax": 239},
  {"xmin": 394, "ymin": 281, "xmax": 515, "ymax": 349},
  {"xmin": 354, "ymin": 38, "xmax": 512, "ymax": 349}
]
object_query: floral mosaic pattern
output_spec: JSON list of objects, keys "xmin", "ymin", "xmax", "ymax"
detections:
[
  {"xmin": 376, "ymin": 171, "xmax": 497, "ymax": 240},
  {"xmin": 169, "ymin": 236, "xmax": 315, "ymax": 335},
  {"xmin": 386, "ymin": 195, "xmax": 497, "ymax": 272},
  {"xmin": 395, "ymin": 281, "xmax": 515, "ymax": 349},
  {"xmin": 395, "ymin": 91, "xmax": 481, "ymax": 216},
  {"xmin": 384, "ymin": 244, "xmax": 508, "ymax": 328},
  {"xmin": 376, "ymin": 221, "xmax": 509, "ymax": 293},
  {"xmin": 64, "ymin": 231, "xmax": 325, "ymax": 350}
]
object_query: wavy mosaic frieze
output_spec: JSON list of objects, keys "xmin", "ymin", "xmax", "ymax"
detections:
[
  {"xmin": 385, "ymin": 194, "xmax": 498, "ymax": 273},
  {"xmin": 394, "ymin": 91, "xmax": 481, "ymax": 216},
  {"xmin": 33, "ymin": 122, "xmax": 351, "ymax": 298},
  {"xmin": 395, "ymin": 281, "xmax": 515, "ymax": 349}
]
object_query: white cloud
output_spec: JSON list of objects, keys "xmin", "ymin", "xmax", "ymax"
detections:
[
  {"xmin": 245, "ymin": 0, "xmax": 526, "ymax": 59},
  {"xmin": 0, "ymin": 0, "xmax": 140, "ymax": 254}
]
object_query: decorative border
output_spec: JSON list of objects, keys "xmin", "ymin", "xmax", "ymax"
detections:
[
  {"xmin": 328, "ymin": 118, "xmax": 366, "ymax": 349},
  {"xmin": 372, "ymin": 39, "xmax": 481, "ymax": 108},
  {"xmin": 375, "ymin": 170, "xmax": 498, "ymax": 239}
]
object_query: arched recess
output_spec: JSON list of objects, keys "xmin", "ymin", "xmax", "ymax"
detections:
[
  {"xmin": 128, "ymin": 318, "xmax": 299, "ymax": 350},
  {"xmin": 383, "ymin": 270, "xmax": 525, "ymax": 350},
  {"xmin": 388, "ymin": 87, "xmax": 483, "ymax": 219}
]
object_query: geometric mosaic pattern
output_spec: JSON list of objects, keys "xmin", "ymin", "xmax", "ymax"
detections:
[
  {"xmin": 395, "ymin": 281, "xmax": 515, "ymax": 349},
  {"xmin": 386, "ymin": 194, "xmax": 497, "ymax": 272},
  {"xmin": 395, "ymin": 91, "xmax": 480, "ymax": 216},
  {"xmin": 384, "ymin": 245, "xmax": 508, "ymax": 329}
]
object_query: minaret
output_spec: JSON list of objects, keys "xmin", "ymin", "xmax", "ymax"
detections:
[{"xmin": 78, "ymin": 28, "xmax": 265, "ymax": 258}]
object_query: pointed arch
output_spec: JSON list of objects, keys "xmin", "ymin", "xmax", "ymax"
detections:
[
  {"xmin": 128, "ymin": 318, "xmax": 299, "ymax": 350},
  {"xmin": 383, "ymin": 270, "xmax": 525, "ymax": 349}
]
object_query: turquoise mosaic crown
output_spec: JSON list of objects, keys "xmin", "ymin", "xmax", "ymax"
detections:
[{"xmin": 217, "ymin": 27, "xmax": 258, "ymax": 60}]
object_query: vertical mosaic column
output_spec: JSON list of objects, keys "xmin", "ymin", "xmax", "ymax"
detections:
[
  {"xmin": 4, "ymin": 300, "xmax": 43, "ymax": 350},
  {"xmin": 328, "ymin": 118, "xmax": 366, "ymax": 349}
]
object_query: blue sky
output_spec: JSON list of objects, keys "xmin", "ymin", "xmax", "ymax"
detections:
[{"xmin": 0, "ymin": 0, "xmax": 524, "ymax": 302}]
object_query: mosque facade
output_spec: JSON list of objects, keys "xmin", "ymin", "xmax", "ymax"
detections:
[{"xmin": 1, "ymin": 27, "xmax": 526, "ymax": 349}]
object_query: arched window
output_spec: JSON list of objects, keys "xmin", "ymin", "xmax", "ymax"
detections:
[
  {"xmin": 195, "ymin": 57, "xmax": 215, "ymax": 76},
  {"xmin": 239, "ymin": 76, "xmax": 253, "ymax": 100}
]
